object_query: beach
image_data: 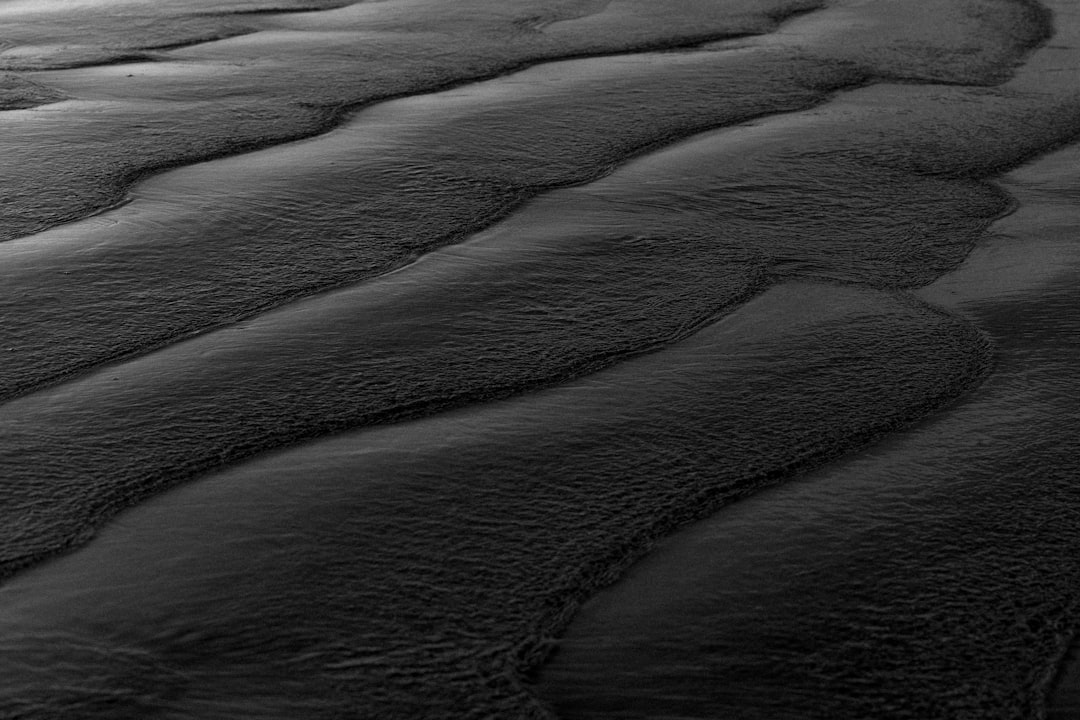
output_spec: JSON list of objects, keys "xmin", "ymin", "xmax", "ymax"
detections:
[{"xmin": 1, "ymin": 0, "xmax": 1079, "ymax": 717}]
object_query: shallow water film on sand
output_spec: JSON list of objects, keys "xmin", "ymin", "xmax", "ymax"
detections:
[{"xmin": 1, "ymin": 0, "xmax": 1080, "ymax": 717}]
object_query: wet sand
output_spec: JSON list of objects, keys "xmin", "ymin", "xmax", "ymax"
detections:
[
  {"xmin": 538, "ymin": 98, "xmax": 1080, "ymax": 720},
  {"xmin": 0, "ymin": 0, "xmax": 1078, "ymax": 717},
  {"xmin": 0, "ymin": 281, "xmax": 989, "ymax": 717}
]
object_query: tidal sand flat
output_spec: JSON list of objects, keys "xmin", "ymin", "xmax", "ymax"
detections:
[
  {"xmin": 538, "ymin": 135, "xmax": 1080, "ymax": 720},
  {"xmin": 0, "ymin": 283, "xmax": 990, "ymax": 717},
  {"xmin": 0, "ymin": 0, "xmax": 1055, "ymax": 401},
  {"xmin": 0, "ymin": 0, "xmax": 1078, "ymax": 717}
]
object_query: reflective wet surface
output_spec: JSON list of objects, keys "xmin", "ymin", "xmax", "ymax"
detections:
[
  {"xmin": 0, "ymin": 0, "xmax": 1078, "ymax": 717},
  {"xmin": 538, "ymin": 129, "xmax": 1080, "ymax": 720}
]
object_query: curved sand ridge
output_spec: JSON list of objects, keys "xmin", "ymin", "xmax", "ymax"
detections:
[
  {"xmin": 0, "ymin": 283, "xmax": 992, "ymax": 718},
  {"xmin": 538, "ymin": 140, "xmax": 1080, "ymax": 719},
  {"xmin": 537, "ymin": 2, "xmax": 1080, "ymax": 717},
  {"xmin": 0, "ymin": 0, "xmax": 831, "ymax": 239},
  {"xmin": 0, "ymin": 0, "xmax": 358, "ymax": 72},
  {"xmin": 0, "ymin": 0, "xmax": 1077, "ymax": 716},
  {"xmin": 0, "ymin": 0, "xmax": 1061, "ymax": 403},
  {"xmin": 0, "ymin": 71, "xmax": 1073, "ymax": 580},
  {"xmin": 0, "ymin": 0, "xmax": 1048, "ymax": 245}
]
